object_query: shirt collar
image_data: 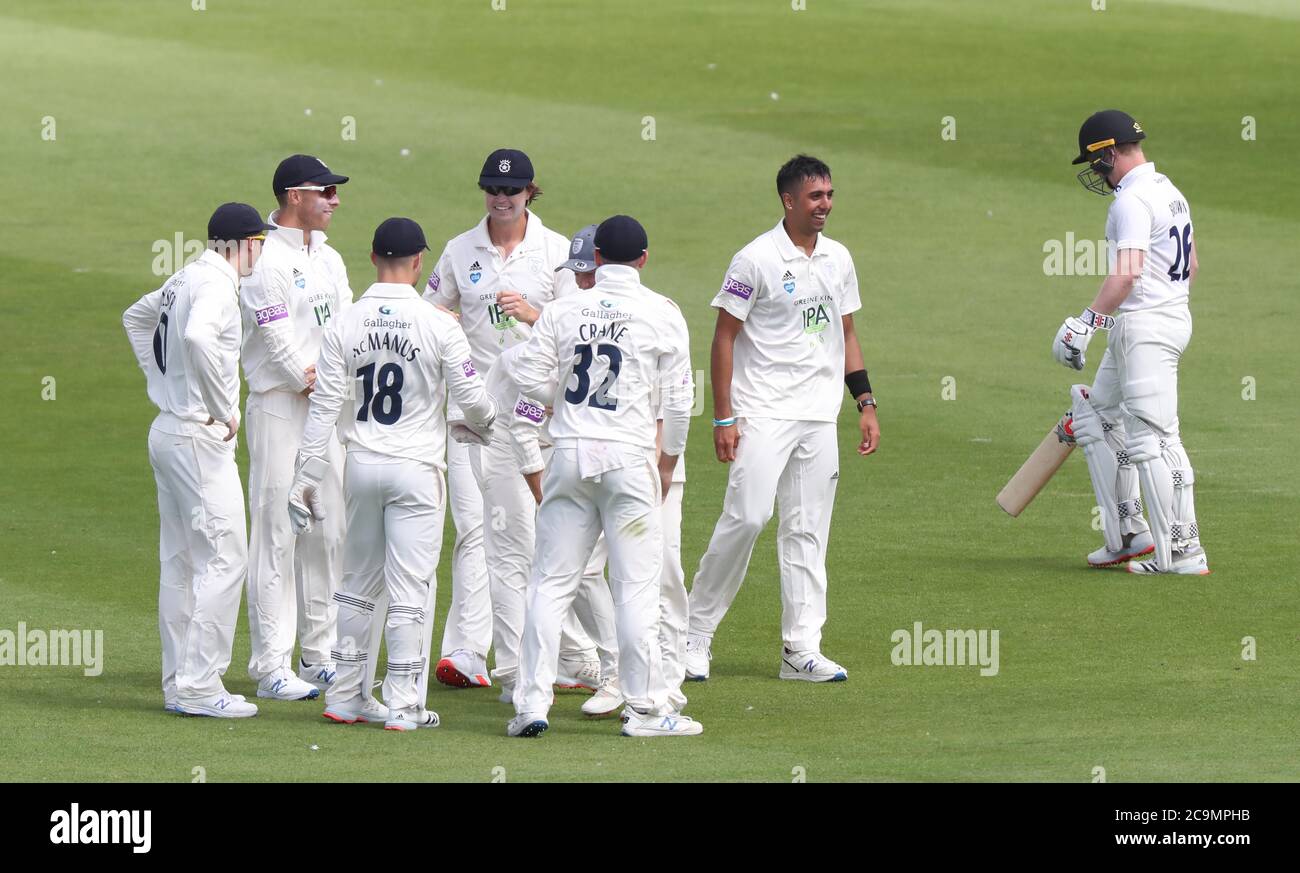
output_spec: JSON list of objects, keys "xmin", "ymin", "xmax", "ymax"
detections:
[
  {"xmin": 772, "ymin": 219, "xmax": 825, "ymax": 260},
  {"xmin": 360, "ymin": 282, "xmax": 420, "ymax": 299},
  {"xmin": 199, "ymin": 248, "xmax": 239, "ymax": 288},
  {"xmin": 1113, "ymin": 161, "xmax": 1156, "ymax": 195},
  {"xmin": 268, "ymin": 210, "xmax": 328, "ymax": 252},
  {"xmin": 473, "ymin": 210, "xmax": 545, "ymax": 253},
  {"xmin": 593, "ymin": 263, "xmax": 641, "ymax": 287}
]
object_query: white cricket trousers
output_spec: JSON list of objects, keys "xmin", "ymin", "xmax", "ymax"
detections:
[
  {"xmin": 515, "ymin": 444, "xmax": 666, "ymax": 717},
  {"xmin": 688, "ymin": 417, "xmax": 839, "ymax": 653},
  {"xmin": 660, "ymin": 481, "xmax": 689, "ymax": 712},
  {"xmin": 330, "ymin": 453, "xmax": 445, "ymax": 713},
  {"xmin": 244, "ymin": 389, "xmax": 345, "ymax": 680},
  {"xmin": 439, "ymin": 437, "xmax": 491, "ymax": 659},
  {"xmin": 469, "ymin": 437, "xmax": 615, "ymax": 689},
  {"xmin": 148, "ymin": 414, "xmax": 247, "ymax": 704}
]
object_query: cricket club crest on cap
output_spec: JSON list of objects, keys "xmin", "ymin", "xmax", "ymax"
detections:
[
  {"xmin": 480, "ymin": 148, "xmax": 534, "ymax": 188},
  {"xmin": 556, "ymin": 223, "xmax": 599, "ymax": 274}
]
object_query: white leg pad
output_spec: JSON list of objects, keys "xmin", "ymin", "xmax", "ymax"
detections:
[{"xmin": 1071, "ymin": 385, "xmax": 1122, "ymax": 552}]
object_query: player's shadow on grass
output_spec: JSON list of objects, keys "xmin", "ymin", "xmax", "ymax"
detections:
[{"xmin": 963, "ymin": 555, "xmax": 1113, "ymax": 576}]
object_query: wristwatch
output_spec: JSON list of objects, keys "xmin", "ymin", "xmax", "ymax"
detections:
[{"xmin": 857, "ymin": 397, "xmax": 877, "ymax": 412}]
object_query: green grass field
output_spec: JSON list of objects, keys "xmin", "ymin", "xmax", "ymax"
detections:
[{"xmin": 1, "ymin": 0, "xmax": 1297, "ymax": 782}]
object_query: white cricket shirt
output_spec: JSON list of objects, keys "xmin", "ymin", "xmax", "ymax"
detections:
[
  {"xmin": 240, "ymin": 214, "xmax": 353, "ymax": 394},
  {"xmin": 298, "ymin": 283, "xmax": 496, "ymax": 471},
  {"xmin": 1106, "ymin": 162, "xmax": 1195, "ymax": 313},
  {"xmin": 422, "ymin": 210, "xmax": 577, "ymax": 375},
  {"xmin": 507, "ymin": 264, "xmax": 693, "ymax": 456},
  {"xmin": 123, "ymin": 248, "xmax": 242, "ymax": 429},
  {"xmin": 711, "ymin": 220, "xmax": 862, "ymax": 423}
]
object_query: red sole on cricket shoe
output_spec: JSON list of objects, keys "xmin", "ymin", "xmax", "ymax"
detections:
[
  {"xmin": 435, "ymin": 659, "xmax": 489, "ymax": 688},
  {"xmin": 321, "ymin": 712, "xmax": 371, "ymax": 724},
  {"xmin": 1088, "ymin": 544, "xmax": 1155, "ymax": 568}
]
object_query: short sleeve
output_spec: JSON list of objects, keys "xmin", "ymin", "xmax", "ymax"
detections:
[
  {"xmin": 1109, "ymin": 196, "xmax": 1152, "ymax": 252},
  {"xmin": 709, "ymin": 252, "xmax": 761, "ymax": 321},
  {"xmin": 838, "ymin": 252, "xmax": 862, "ymax": 316},
  {"xmin": 424, "ymin": 246, "xmax": 459, "ymax": 308}
]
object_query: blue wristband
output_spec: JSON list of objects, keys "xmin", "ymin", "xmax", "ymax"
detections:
[{"xmin": 712, "ymin": 417, "xmax": 736, "ymax": 427}]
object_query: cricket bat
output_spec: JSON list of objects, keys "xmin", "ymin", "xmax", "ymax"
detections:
[{"xmin": 996, "ymin": 412, "xmax": 1077, "ymax": 516}]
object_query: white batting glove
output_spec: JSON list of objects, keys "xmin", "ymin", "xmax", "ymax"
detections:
[
  {"xmin": 287, "ymin": 455, "xmax": 329, "ymax": 535},
  {"xmin": 1052, "ymin": 307, "xmax": 1115, "ymax": 370},
  {"xmin": 448, "ymin": 418, "xmax": 493, "ymax": 446},
  {"xmin": 1052, "ymin": 316, "xmax": 1091, "ymax": 370}
]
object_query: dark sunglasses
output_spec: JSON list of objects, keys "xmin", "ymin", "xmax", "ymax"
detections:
[{"xmin": 481, "ymin": 185, "xmax": 524, "ymax": 197}]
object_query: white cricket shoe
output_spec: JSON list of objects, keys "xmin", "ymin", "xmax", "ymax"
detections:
[
  {"xmin": 582, "ymin": 681, "xmax": 624, "ymax": 719},
  {"xmin": 166, "ymin": 693, "xmax": 245, "ymax": 712},
  {"xmin": 683, "ymin": 633, "xmax": 711, "ymax": 681},
  {"xmin": 507, "ymin": 713, "xmax": 549, "ymax": 738},
  {"xmin": 176, "ymin": 692, "xmax": 258, "ymax": 718},
  {"xmin": 435, "ymin": 649, "xmax": 491, "ymax": 688},
  {"xmin": 322, "ymin": 695, "xmax": 387, "ymax": 725},
  {"xmin": 1129, "ymin": 546, "xmax": 1211, "ymax": 576},
  {"xmin": 555, "ymin": 653, "xmax": 601, "ymax": 691},
  {"xmin": 384, "ymin": 707, "xmax": 440, "ymax": 731},
  {"xmin": 779, "ymin": 648, "xmax": 848, "ymax": 682},
  {"xmin": 1088, "ymin": 531, "xmax": 1155, "ymax": 567},
  {"xmin": 620, "ymin": 708, "xmax": 703, "ymax": 737},
  {"xmin": 299, "ymin": 658, "xmax": 337, "ymax": 692},
  {"xmin": 256, "ymin": 668, "xmax": 320, "ymax": 701}
]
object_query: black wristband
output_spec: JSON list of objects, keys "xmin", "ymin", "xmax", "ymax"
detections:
[{"xmin": 845, "ymin": 368, "xmax": 872, "ymax": 398}]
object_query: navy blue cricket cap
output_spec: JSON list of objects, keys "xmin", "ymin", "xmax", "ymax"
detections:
[
  {"xmin": 479, "ymin": 148, "xmax": 534, "ymax": 188},
  {"xmin": 372, "ymin": 217, "xmax": 430, "ymax": 258},
  {"xmin": 594, "ymin": 215, "xmax": 648, "ymax": 263},
  {"xmin": 556, "ymin": 224, "xmax": 599, "ymax": 273},
  {"xmin": 273, "ymin": 154, "xmax": 350, "ymax": 195},
  {"xmin": 208, "ymin": 202, "xmax": 274, "ymax": 242}
]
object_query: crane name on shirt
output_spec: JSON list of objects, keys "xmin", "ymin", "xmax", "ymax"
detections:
[{"xmin": 578, "ymin": 304, "xmax": 632, "ymax": 344}]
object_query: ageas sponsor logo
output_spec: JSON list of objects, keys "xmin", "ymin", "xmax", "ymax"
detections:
[
  {"xmin": 722, "ymin": 276, "xmax": 753, "ymax": 301},
  {"xmin": 514, "ymin": 398, "xmax": 545, "ymax": 423},
  {"xmin": 255, "ymin": 303, "xmax": 289, "ymax": 326}
]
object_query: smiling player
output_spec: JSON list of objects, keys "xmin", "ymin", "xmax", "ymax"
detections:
[{"xmin": 685, "ymin": 155, "xmax": 879, "ymax": 684}]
